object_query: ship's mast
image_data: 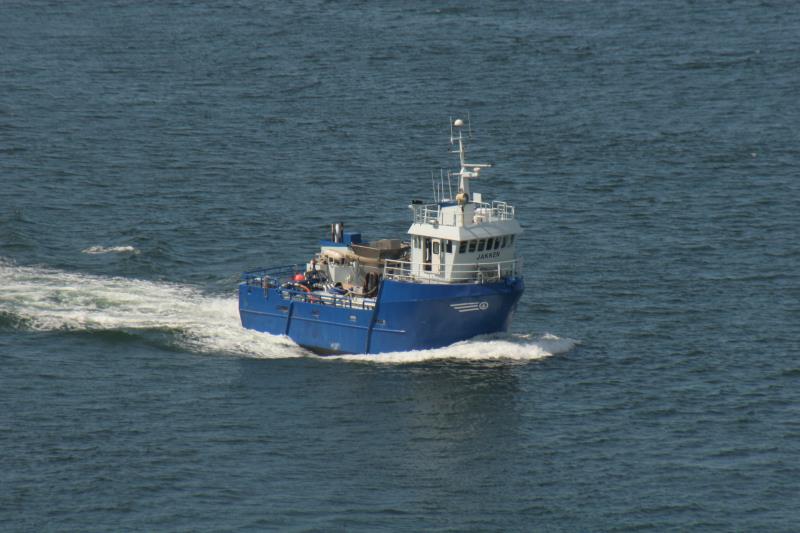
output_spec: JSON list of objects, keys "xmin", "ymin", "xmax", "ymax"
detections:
[{"xmin": 450, "ymin": 118, "xmax": 491, "ymax": 198}]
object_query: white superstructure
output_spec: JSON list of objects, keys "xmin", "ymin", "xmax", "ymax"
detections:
[{"xmin": 384, "ymin": 119, "xmax": 523, "ymax": 284}]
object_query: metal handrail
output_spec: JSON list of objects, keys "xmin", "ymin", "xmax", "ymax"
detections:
[
  {"xmin": 242, "ymin": 264, "xmax": 303, "ymax": 285},
  {"xmin": 277, "ymin": 287, "xmax": 375, "ymax": 310},
  {"xmin": 412, "ymin": 204, "xmax": 441, "ymax": 224},
  {"xmin": 242, "ymin": 265, "xmax": 375, "ymax": 310},
  {"xmin": 411, "ymin": 201, "xmax": 515, "ymax": 226},
  {"xmin": 490, "ymin": 200, "xmax": 515, "ymax": 220},
  {"xmin": 383, "ymin": 258, "xmax": 522, "ymax": 284}
]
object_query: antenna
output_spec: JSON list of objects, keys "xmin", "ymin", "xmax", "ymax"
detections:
[
  {"xmin": 444, "ymin": 168, "xmax": 452, "ymax": 200},
  {"xmin": 452, "ymin": 118, "xmax": 465, "ymax": 162},
  {"xmin": 450, "ymin": 116, "xmax": 490, "ymax": 199},
  {"xmin": 431, "ymin": 171, "xmax": 437, "ymax": 202},
  {"xmin": 467, "ymin": 111, "xmax": 473, "ymax": 139},
  {"xmin": 449, "ymin": 116, "xmax": 454, "ymax": 146}
]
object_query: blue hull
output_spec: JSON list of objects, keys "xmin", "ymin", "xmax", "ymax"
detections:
[{"xmin": 239, "ymin": 278, "xmax": 524, "ymax": 354}]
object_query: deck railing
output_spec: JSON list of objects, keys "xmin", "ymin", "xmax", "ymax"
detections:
[
  {"xmin": 488, "ymin": 201, "xmax": 515, "ymax": 221},
  {"xmin": 412, "ymin": 203, "xmax": 441, "ymax": 224},
  {"xmin": 383, "ymin": 258, "xmax": 522, "ymax": 284},
  {"xmin": 242, "ymin": 264, "xmax": 301, "ymax": 286},
  {"xmin": 412, "ymin": 201, "xmax": 515, "ymax": 226},
  {"xmin": 277, "ymin": 288, "xmax": 376, "ymax": 309},
  {"xmin": 242, "ymin": 265, "xmax": 375, "ymax": 310}
]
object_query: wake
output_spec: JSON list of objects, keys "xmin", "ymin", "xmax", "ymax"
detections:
[
  {"xmin": 329, "ymin": 333, "xmax": 575, "ymax": 364},
  {"xmin": 81, "ymin": 245, "xmax": 139, "ymax": 255},
  {"xmin": 0, "ymin": 259, "xmax": 576, "ymax": 363}
]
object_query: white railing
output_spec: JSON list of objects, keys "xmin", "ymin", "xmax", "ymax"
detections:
[
  {"xmin": 412, "ymin": 201, "xmax": 515, "ymax": 227},
  {"xmin": 491, "ymin": 201, "xmax": 515, "ymax": 220},
  {"xmin": 473, "ymin": 201, "xmax": 515, "ymax": 223},
  {"xmin": 412, "ymin": 204, "xmax": 441, "ymax": 224},
  {"xmin": 383, "ymin": 258, "xmax": 522, "ymax": 284}
]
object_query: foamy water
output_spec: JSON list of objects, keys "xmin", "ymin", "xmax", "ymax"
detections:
[
  {"xmin": 330, "ymin": 333, "xmax": 575, "ymax": 364},
  {"xmin": 0, "ymin": 259, "xmax": 303, "ymax": 359},
  {"xmin": 81, "ymin": 245, "xmax": 140, "ymax": 255},
  {"xmin": 0, "ymin": 259, "xmax": 574, "ymax": 363}
]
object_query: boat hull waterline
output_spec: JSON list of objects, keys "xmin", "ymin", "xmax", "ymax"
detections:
[{"xmin": 239, "ymin": 277, "xmax": 524, "ymax": 354}]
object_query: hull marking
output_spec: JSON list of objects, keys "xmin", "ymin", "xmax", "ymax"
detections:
[{"xmin": 450, "ymin": 301, "xmax": 489, "ymax": 313}]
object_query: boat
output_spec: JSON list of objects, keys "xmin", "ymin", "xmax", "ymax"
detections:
[{"xmin": 238, "ymin": 119, "xmax": 524, "ymax": 354}]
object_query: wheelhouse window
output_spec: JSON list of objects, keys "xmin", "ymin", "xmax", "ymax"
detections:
[
  {"xmin": 477, "ymin": 239, "xmax": 486, "ymax": 252},
  {"xmin": 486, "ymin": 238, "xmax": 494, "ymax": 250},
  {"xmin": 494, "ymin": 238, "xmax": 501, "ymax": 250},
  {"xmin": 459, "ymin": 241, "xmax": 467, "ymax": 253},
  {"xmin": 446, "ymin": 240, "xmax": 453, "ymax": 253},
  {"xmin": 433, "ymin": 241, "xmax": 440, "ymax": 255},
  {"xmin": 510, "ymin": 235, "xmax": 515, "ymax": 245},
  {"xmin": 501, "ymin": 236, "xmax": 508, "ymax": 248},
  {"xmin": 468, "ymin": 240, "xmax": 477, "ymax": 252}
]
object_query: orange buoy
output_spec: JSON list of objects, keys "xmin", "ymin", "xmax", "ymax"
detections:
[{"xmin": 298, "ymin": 283, "xmax": 319, "ymax": 303}]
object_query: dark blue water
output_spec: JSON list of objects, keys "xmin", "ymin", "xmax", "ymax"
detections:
[{"xmin": 2, "ymin": 1, "xmax": 799, "ymax": 530}]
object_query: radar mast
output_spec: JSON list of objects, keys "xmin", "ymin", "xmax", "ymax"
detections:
[{"xmin": 450, "ymin": 117, "xmax": 491, "ymax": 198}]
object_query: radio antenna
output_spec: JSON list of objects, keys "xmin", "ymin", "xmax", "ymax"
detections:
[{"xmin": 449, "ymin": 116, "xmax": 454, "ymax": 146}]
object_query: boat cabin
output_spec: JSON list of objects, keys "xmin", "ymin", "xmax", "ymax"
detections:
[{"xmin": 384, "ymin": 119, "xmax": 522, "ymax": 284}]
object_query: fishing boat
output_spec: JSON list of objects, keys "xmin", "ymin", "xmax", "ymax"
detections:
[{"xmin": 239, "ymin": 119, "xmax": 524, "ymax": 354}]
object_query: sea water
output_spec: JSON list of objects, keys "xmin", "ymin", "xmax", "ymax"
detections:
[{"xmin": 1, "ymin": 1, "xmax": 798, "ymax": 530}]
